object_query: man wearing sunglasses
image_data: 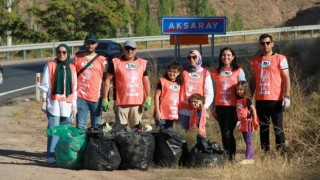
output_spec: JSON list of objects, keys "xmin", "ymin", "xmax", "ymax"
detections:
[
  {"xmin": 74, "ymin": 33, "xmax": 107, "ymax": 129},
  {"xmin": 250, "ymin": 34, "xmax": 291, "ymax": 154},
  {"xmin": 102, "ymin": 40, "xmax": 151, "ymax": 129}
]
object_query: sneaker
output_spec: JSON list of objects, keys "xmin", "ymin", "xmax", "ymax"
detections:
[
  {"xmin": 46, "ymin": 157, "xmax": 56, "ymax": 164},
  {"xmin": 239, "ymin": 159, "xmax": 254, "ymax": 165}
]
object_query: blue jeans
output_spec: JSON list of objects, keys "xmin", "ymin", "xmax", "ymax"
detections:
[
  {"xmin": 178, "ymin": 114, "xmax": 190, "ymax": 130},
  {"xmin": 76, "ymin": 97, "xmax": 102, "ymax": 129},
  {"xmin": 47, "ymin": 112, "xmax": 71, "ymax": 158}
]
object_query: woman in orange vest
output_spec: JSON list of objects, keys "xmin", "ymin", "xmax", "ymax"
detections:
[
  {"xmin": 154, "ymin": 61, "xmax": 183, "ymax": 131},
  {"xmin": 189, "ymin": 93, "xmax": 207, "ymax": 137},
  {"xmin": 178, "ymin": 50, "xmax": 213, "ymax": 130},
  {"xmin": 211, "ymin": 47, "xmax": 246, "ymax": 161},
  {"xmin": 235, "ymin": 81, "xmax": 259, "ymax": 165},
  {"xmin": 39, "ymin": 44, "xmax": 77, "ymax": 164}
]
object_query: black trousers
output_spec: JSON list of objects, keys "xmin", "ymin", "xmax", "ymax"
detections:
[
  {"xmin": 256, "ymin": 100, "xmax": 286, "ymax": 151},
  {"xmin": 216, "ymin": 106, "xmax": 237, "ymax": 159}
]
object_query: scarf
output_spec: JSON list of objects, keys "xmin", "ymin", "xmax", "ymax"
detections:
[
  {"xmin": 52, "ymin": 44, "xmax": 73, "ymax": 98},
  {"xmin": 187, "ymin": 50, "xmax": 202, "ymax": 72}
]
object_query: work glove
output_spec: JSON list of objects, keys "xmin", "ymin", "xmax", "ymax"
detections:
[
  {"xmin": 102, "ymin": 98, "xmax": 110, "ymax": 112},
  {"xmin": 143, "ymin": 96, "xmax": 152, "ymax": 111},
  {"xmin": 282, "ymin": 96, "xmax": 291, "ymax": 110},
  {"xmin": 41, "ymin": 102, "xmax": 47, "ymax": 113}
]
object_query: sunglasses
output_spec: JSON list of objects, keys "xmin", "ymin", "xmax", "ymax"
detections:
[
  {"xmin": 187, "ymin": 55, "xmax": 197, "ymax": 60},
  {"xmin": 125, "ymin": 46, "xmax": 136, "ymax": 51},
  {"xmin": 260, "ymin": 41, "xmax": 272, "ymax": 46},
  {"xmin": 57, "ymin": 51, "xmax": 67, "ymax": 55}
]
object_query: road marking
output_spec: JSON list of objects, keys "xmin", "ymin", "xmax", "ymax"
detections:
[{"xmin": 0, "ymin": 85, "xmax": 35, "ymax": 97}]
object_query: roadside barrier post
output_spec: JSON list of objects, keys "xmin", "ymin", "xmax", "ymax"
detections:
[{"xmin": 36, "ymin": 73, "xmax": 41, "ymax": 101}]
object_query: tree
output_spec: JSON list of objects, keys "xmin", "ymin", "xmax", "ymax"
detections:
[
  {"xmin": 185, "ymin": 0, "xmax": 216, "ymax": 16},
  {"xmin": 133, "ymin": 0, "xmax": 148, "ymax": 36},
  {"xmin": 158, "ymin": 0, "xmax": 176, "ymax": 21},
  {"xmin": 0, "ymin": 0, "xmax": 47, "ymax": 44},
  {"xmin": 30, "ymin": 0, "xmax": 132, "ymax": 41}
]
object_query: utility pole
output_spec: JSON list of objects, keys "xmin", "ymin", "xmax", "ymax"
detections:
[{"xmin": 6, "ymin": 0, "xmax": 12, "ymax": 46}]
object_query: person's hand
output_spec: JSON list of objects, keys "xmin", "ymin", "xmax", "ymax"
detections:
[
  {"xmin": 155, "ymin": 111, "xmax": 161, "ymax": 121},
  {"xmin": 282, "ymin": 96, "xmax": 291, "ymax": 110},
  {"xmin": 211, "ymin": 109, "xmax": 217, "ymax": 120},
  {"xmin": 102, "ymin": 98, "xmax": 110, "ymax": 112},
  {"xmin": 143, "ymin": 96, "xmax": 152, "ymax": 111},
  {"xmin": 41, "ymin": 102, "xmax": 47, "ymax": 113},
  {"xmin": 71, "ymin": 107, "xmax": 77, "ymax": 117}
]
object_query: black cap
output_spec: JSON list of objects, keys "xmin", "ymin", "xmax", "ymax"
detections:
[{"xmin": 85, "ymin": 33, "xmax": 98, "ymax": 42}]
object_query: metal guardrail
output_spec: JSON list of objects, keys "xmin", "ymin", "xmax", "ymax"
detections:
[{"xmin": 0, "ymin": 24, "xmax": 319, "ymax": 61}]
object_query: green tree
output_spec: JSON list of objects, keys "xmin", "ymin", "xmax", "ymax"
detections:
[
  {"xmin": 185, "ymin": 0, "xmax": 216, "ymax": 16},
  {"xmin": 133, "ymin": 0, "xmax": 148, "ymax": 36},
  {"xmin": 228, "ymin": 11, "xmax": 243, "ymax": 31},
  {"xmin": 0, "ymin": 0, "xmax": 46, "ymax": 44},
  {"xmin": 158, "ymin": 0, "xmax": 176, "ymax": 21},
  {"xmin": 30, "ymin": 0, "xmax": 131, "ymax": 41}
]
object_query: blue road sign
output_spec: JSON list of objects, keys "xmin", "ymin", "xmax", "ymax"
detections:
[{"xmin": 161, "ymin": 16, "xmax": 227, "ymax": 35}]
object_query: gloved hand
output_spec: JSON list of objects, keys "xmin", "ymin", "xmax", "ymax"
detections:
[
  {"xmin": 41, "ymin": 102, "xmax": 47, "ymax": 113},
  {"xmin": 282, "ymin": 96, "xmax": 291, "ymax": 110},
  {"xmin": 143, "ymin": 96, "xmax": 152, "ymax": 111},
  {"xmin": 102, "ymin": 98, "xmax": 110, "ymax": 112}
]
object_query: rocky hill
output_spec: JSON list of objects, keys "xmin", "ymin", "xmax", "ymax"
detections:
[{"xmin": 18, "ymin": 0, "xmax": 320, "ymax": 30}]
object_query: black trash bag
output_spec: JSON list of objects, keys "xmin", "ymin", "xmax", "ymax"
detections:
[
  {"xmin": 187, "ymin": 135, "xmax": 224, "ymax": 167},
  {"xmin": 113, "ymin": 130, "xmax": 155, "ymax": 170},
  {"xmin": 196, "ymin": 134, "xmax": 225, "ymax": 154},
  {"xmin": 152, "ymin": 130, "xmax": 189, "ymax": 167},
  {"xmin": 86, "ymin": 122, "xmax": 127, "ymax": 140},
  {"xmin": 84, "ymin": 137, "xmax": 121, "ymax": 171}
]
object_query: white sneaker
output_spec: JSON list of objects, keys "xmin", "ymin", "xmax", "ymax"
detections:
[
  {"xmin": 46, "ymin": 157, "xmax": 56, "ymax": 164},
  {"xmin": 239, "ymin": 159, "xmax": 254, "ymax": 165}
]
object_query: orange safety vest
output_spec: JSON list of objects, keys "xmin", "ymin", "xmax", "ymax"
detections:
[
  {"xmin": 74, "ymin": 54, "xmax": 106, "ymax": 102},
  {"xmin": 159, "ymin": 77, "xmax": 180, "ymax": 120},
  {"xmin": 190, "ymin": 108, "xmax": 207, "ymax": 137},
  {"xmin": 236, "ymin": 97, "xmax": 258, "ymax": 132},
  {"xmin": 47, "ymin": 61, "xmax": 76, "ymax": 103},
  {"xmin": 251, "ymin": 54, "xmax": 286, "ymax": 101},
  {"xmin": 113, "ymin": 57, "xmax": 147, "ymax": 106},
  {"xmin": 179, "ymin": 69, "xmax": 208, "ymax": 110},
  {"xmin": 212, "ymin": 68, "xmax": 242, "ymax": 106}
]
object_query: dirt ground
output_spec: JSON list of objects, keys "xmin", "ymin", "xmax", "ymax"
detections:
[{"xmin": 0, "ymin": 95, "xmax": 165, "ymax": 180}]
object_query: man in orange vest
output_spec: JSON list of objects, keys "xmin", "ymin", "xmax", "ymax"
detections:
[
  {"xmin": 74, "ymin": 33, "xmax": 107, "ymax": 129},
  {"xmin": 250, "ymin": 34, "xmax": 291, "ymax": 153},
  {"xmin": 102, "ymin": 40, "xmax": 151, "ymax": 129}
]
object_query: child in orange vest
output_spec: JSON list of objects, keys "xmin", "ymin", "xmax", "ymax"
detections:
[
  {"xmin": 188, "ymin": 93, "xmax": 207, "ymax": 137},
  {"xmin": 235, "ymin": 81, "xmax": 259, "ymax": 164},
  {"xmin": 154, "ymin": 61, "xmax": 183, "ymax": 131}
]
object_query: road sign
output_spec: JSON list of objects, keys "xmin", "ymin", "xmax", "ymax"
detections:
[
  {"xmin": 161, "ymin": 16, "xmax": 227, "ymax": 35},
  {"xmin": 169, "ymin": 35, "xmax": 208, "ymax": 45}
]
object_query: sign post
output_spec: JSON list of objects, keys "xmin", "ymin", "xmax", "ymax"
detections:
[{"xmin": 161, "ymin": 16, "xmax": 227, "ymax": 60}]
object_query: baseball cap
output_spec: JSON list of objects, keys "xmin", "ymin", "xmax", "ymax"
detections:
[
  {"xmin": 124, "ymin": 40, "xmax": 137, "ymax": 48},
  {"xmin": 85, "ymin": 33, "xmax": 98, "ymax": 42}
]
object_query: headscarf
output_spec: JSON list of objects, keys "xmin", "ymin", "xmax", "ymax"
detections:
[
  {"xmin": 186, "ymin": 50, "xmax": 202, "ymax": 72},
  {"xmin": 52, "ymin": 44, "xmax": 73, "ymax": 98}
]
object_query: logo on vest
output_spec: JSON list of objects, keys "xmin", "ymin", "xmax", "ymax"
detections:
[
  {"xmin": 81, "ymin": 62, "xmax": 94, "ymax": 69},
  {"xmin": 169, "ymin": 85, "xmax": 180, "ymax": 91},
  {"xmin": 125, "ymin": 63, "xmax": 137, "ymax": 70},
  {"xmin": 188, "ymin": 73, "xmax": 201, "ymax": 79},
  {"xmin": 260, "ymin": 61, "xmax": 271, "ymax": 67},
  {"xmin": 221, "ymin": 71, "xmax": 232, "ymax": 76},
  {"xmin": 236, "ymin": 103, "xmax": 243, "ymax": 109}
]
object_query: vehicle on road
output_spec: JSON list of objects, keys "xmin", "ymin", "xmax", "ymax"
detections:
[{"xmin": 76, "ymin": 40, "xmax": 123, "ymax": 61}]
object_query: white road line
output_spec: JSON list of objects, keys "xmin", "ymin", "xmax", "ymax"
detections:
[{"xmin": 0, "ymin": 85, "xmax": 35, "ymax": 97}]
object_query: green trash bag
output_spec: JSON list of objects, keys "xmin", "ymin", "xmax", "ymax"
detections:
[{"xmin": 46, "ymin": 125, "xmax": 87, "ymax": 169}]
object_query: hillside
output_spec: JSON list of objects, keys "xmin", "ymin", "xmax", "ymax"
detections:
[{"xmin": 17, "ymin": 0, "xmax": 320, "ymax": 30}]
